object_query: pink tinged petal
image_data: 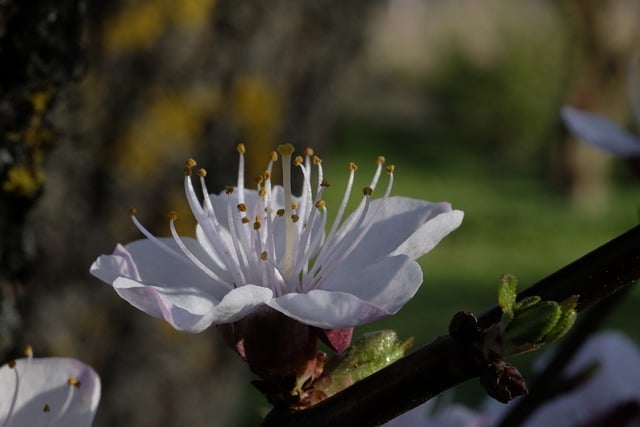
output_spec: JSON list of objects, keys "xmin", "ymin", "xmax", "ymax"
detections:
[
  {"xmin": 90, "ymin": 238, "xmax": 230, "ymax": 302},
  {"xmin": 561, "ymin": 105, "xmax": 640, "ymax": 156},
  {"xmin": 267, "ymin": 290, "xmax": 388, "ymax": 329},
  {"xmin": 391, "ymin": 209, "xmax": 464, "ymax": 260},
  {"xmin": 112, "ymin": 277, "xmax": 219, "ymax": 332},
  {"xmin": 0, "ymin": 357, "xmax": 100, "ymax": 427}
]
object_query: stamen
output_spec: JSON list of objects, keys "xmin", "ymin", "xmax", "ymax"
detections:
[
  {"xmin": 23, "ymin": 345, "xmax": 33, "ymax": 358},
  {"xmin": 304, "ymin": 147, "xmax": 314, "ymax": 157},
  {"xmin": 261, "ymin": 251, "xmax": 268, "ymax": 261},
  {"xmin": 237, "ymin": 144, "xmax": 245, "ymax": 204},
  {"xmin": 198, "ymin": 168, "xmax": 207, "ymax": 177},
  {"xmin": 277, "ymin": 144, "xmax": 296, "ymax": 279},
  {"xmin": 67, "ymin": 377, "xmax": 81, "ymax": 387},
  {"xmin": 237, "ymin": 203, "xmax": 247, "ymax": 212}
]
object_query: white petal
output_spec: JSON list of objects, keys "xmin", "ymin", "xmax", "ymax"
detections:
[
  {"xmin": 0, "ymin": 357, "xmax": 100, "ymax": 427},
  {"xmin": 90, "ymin": 238, "xmax": 229, "ymax": 301},
  {"xmin": 335, "ymin": 198, "xmax": 457, "ymax": 268},
  {"xmin": 112, "ymin": 277, "xmax": 219, "ymax": 332},
  {"xmin": 267, "ymin": 290, "xmax": 387, "ymax": 329},
  {"xmin": 321, "ymin": 255, "xmax": 423, "ymax": 314},
  {"xmin": 210, "ymin": 285, "xmax": 274, "ymax": 324},
  {"xmin": 562, "ymin": 105, "xmax": 640, "ymax": 156},
  {"xmin": 391, "ymin": 209, "xmax": 464, "ymax": 259}
]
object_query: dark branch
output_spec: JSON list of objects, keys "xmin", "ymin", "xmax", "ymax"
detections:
[{"xmin": 262, "ymin": 224, "xmax": 640, "ymax": 427}]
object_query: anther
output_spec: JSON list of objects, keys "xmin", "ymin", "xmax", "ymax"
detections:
[
  {"xmin": 260, "ymin": 251, "xmax": 268, "ymax": 261},
  {"xmin": 255, "ymin": 176, "xmax": 264, "ymax": 185},
  {"xmin": 237, "ymin": 144, "xmax": 246, "ymax": 154},
  {"xmin": 169, "ymin": 211, "xmax": 178, "ymax": 221},
  {"xmin": 377, "ymin": 156, "xmax": 386, "ymax": 165},
  {"xmin": 258, "ymin": 187, "xmax": 266, "ymax": 197},
  {"xmin": 24, "ymin": 345, "xmax": 33, "ymax": 357},
  {"xmin": 254, "ymin": 221, "xmax": 261, "ymax": 230},
  {"xmin": 277, "ymin": 209, "xmax": 285, "ymax": 217},
  {"xmin": 320, "ymin": 179, "xmax": 330, "ymax": 187},
  {"xmin": 315, "ymin": 200, "xmax": 326, "ymax": 208},
  {"xmin": 129, "ymin": 208, "xmax": 137, "ymax": 216},
  {"xmin": 386, "ymin": 165, "xmax": 395, "ymax": 174},
  {"xmin": 304, "ymin": 147, "xmax": 314, "ymax": 157},
  {"xmin": 8, "ymin": 360, "xmax": 16, "ymax": 368},
  {"xmin": 225, "ymin": 186, "xmax": 234, "ymax": 195},
  {"xmin": 291, "ymin": 202, "xmax": 298, "ymax": 209},
  {"xmin": 271, "ymin": 151, "xmax": 278, "ymax": 161},
  {"xmin": 291, "ymin": 214, "xmax": 300, "ymax": 223},
  {"xmin": 68, "ymin": 377, "xmax": 81, "ymax": 387},
  {"xmin": 241, "ymin": 217, "xmax": 250, "ymax": 224},
  {"xmin": 313, "ymin": 155, "xmax": 322, "ymax": 165},
  {"xmin": 277, "ymin": 144, "xmax": 295, "ymax": 156},
  {"xmin": 349, "ymin": 162, "xmax": 358, "ymax": 171},
  {"xmin": 264, "ymin": 171, "xmax": 271, "ymax": 180},
  {"xmin": 183, "ymin": 166, "xmax": 192, "ymax": 176},
  {"xmin": 294, "ymin": 156, "xmax": 303, "ymax": 166},
  {"xmin": 198, "ymin": 168, "xmax": 207, "ymax": 177},
  {"xmin": 363, "ymin": 186, "xmax": 373, "ymax": 196},
  {"xmin": 237, "ymin": 203, "xmax": 247, "ymax": 212},
  {"xmin": 185, "ymin": 158, "xmax": 197, "ymax": 168},
  {"xmin": 43, "ymin": 404, "xmax": 51, "ymax": 413}
]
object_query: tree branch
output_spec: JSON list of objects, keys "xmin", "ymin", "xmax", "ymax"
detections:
[{"xmin": 262, "ymin": 224, "xmax": 640, "ymax": 427}]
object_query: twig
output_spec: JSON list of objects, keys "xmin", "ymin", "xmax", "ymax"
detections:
[{"xmin": 261, "ymin": 224, "xmax": 640, "ymax": 427}]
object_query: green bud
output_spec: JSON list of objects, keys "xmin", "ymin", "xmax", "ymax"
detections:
[
  {"xmin": 504, "ymin": 300, "xmax": 562, "ymax": 349},
  {"xmin": 314, "ymin": 330, "xmax": 413, "ymax": 398}
]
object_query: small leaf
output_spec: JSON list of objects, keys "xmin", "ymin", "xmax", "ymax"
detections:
[{"xmin": 498, "ymin": 274, "xmax": 518, "ymax": 314}]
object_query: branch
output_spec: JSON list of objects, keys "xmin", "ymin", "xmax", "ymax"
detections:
[{"xmin": 262, "ymin": 224, "xmax": 640, "ymax": 427}]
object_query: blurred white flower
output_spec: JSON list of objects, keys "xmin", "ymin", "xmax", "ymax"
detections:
[
  {"xmin": 90, "ymin": 145, "xmax": 463, "ymax": 332},
  {"xmin": 562, "ymin": 55, "xmax": 640, "ymax": 156},
  {"xmin": 388, "ymin": 331, "xmax": 640, "ymax": 427},
  {"xmin": 0, "ymin": 353, "xmax": 100, "ymax": 427}
]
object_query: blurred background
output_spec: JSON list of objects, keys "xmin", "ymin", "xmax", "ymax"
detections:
[{"xmin": 1, "ymin": 0, "xmax": 640, "ymax": 425}]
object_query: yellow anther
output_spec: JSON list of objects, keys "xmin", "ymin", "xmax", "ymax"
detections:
[
  {"xmin": 255, "ymin": 175, "xmax": 264, "ymax": 185},
  {"xmin": 169, "ymin": 211, "xmax": 178, "ymax": 221},
  {"xmin": 260, "ymin": 251, "xmax": 268, "ymax": 261},
  {"xmin": 313, "ymin": 155, "xmax": 322, "ymax": 165},
  {"xmin": 197, "ymin": 168, "xmax": 207, "ymax": 177},
  {"xmin": 386, "ymin": 165, "xmax": 395, "ymax": 174},
  {"xmin": 225, "ymin": 186, "xmax": 234, "ymax": 195},
  {"xmin": 377, "ymin": 156, "xmax": 386, "ymax": 165},
  {"xmin": 363, "ymin": 186, "xmax": 373, "ymax": 196},
  {"xmin": 237, "ymin": 203, "xmax": 247, "ymax": 212},
  {"xmin": 291, "ymin": 214, "xmax": 300, "ymax": 223},
  {"xmin": 349, "ymin": 162, "xmax": 358, "ymax": 171},
  {"xmin": 43, "ymin": 404, "xmax": 50, "ymax": 413},
  {"xmin": 294, "ymin": 156, "xmax": 303, "ymax": 166},
  {"xmin": 237, "ymin": 144, "xmax": 246, "ymax": 154},
  {"xmin": 183, "ymin": 166, "xmax": 192, "ymax": 176},
  {"xmin": 320, "ymin": 179, "xmax": 330, "ymax": 187},
  {"xmin": 277, "ymin": 144, "xmax": 295, "ymax": 156},
  {"xmin": 129, "ymin": 208, "xmax": 137, "ymax": 216},
  {"xmin": 241, "ymin": 217, "xmax": 250, "ymax": 224},
  {"xmin": 258, "ymin": 187, "xmax": 267, "ymax": 197},
  {"xmin": 24, "ymin": 345, "xmax": 33, "ymax": 357},
  {"xmin": 277, "ymin": 209, "xmax": 285, "ymax": 217},
  {"xmin": 185, "ymin": 158, "xmax": 197, "ymax": 168},
  {"xmin": 253, "ymin": 221, "xmax": 261, "ymax": 230},
  {"xmin": 315, "ymin": 200, "xmax": 326, "ymax": 208},
  {"xmin": 8, "ymin": 360, "xmax": 16, "ymax": 368},
  {"xmin": 304, "ymin": 147, "xmax": 314, "ymax": 157},
  {"xmin": 291, "ymin": 201, "xmax": 298, "ymax": 210},
  {"xmin": 68, "ymin": 377, "xmax": 81, "ymax": 387},
  {"xmin": 264, "ymin": 171, "xmax": 271, "ymax": 180},
  {"xmin": 271, "ymin": 151, "xmax": 278, "ymax": 161}
]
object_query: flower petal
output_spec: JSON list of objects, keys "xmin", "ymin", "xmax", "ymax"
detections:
[
  {"xmin": 391, "ymin": 209, "xmax": 464, "ymax": 260},
  {"xmin": 209, "ymin": 284, "xmax": 274, "ymax": 324},
  {"xmin": 336, "ymin": 198, "xmax": 459, "ymax": 268},
  {"xmin": 112, "ymin": 277, "xmax": 219, "ymax": 332},
  {"xmin": 91, "ymin": 238, "xmax": 229, "ymax": 303},
  {"xmin": 0, "ymin": 357, "xmax": 100, "ymax": 427},
  {"xmin": 562, "ymin": 105, "xmax": 640, "ymax": 156},
  {"xmin": 267, "ymin": 290, "xmax": 387, "ymax": 329},
  {"xmin": 321, "ymin": 254, "xmax": 423, "ymax": 314}
]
